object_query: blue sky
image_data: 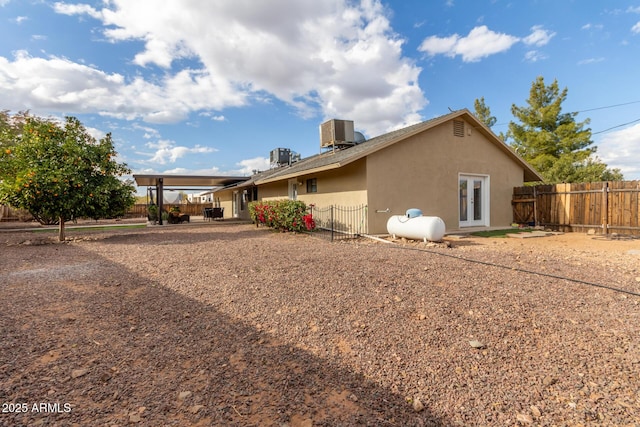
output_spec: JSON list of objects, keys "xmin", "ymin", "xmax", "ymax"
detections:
[{"xmin": 1, "ymin": 0, "xmax": 639, "ymax": 184}]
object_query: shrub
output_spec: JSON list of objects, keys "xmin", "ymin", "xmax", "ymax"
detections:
[{"xmin": 249, "ymin": 200, "xmax": 314, "ymax": 232}]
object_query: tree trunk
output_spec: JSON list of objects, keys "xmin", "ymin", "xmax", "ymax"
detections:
[{"xmin": 58, "ymin": 216, "xmax": 65, "ymax": 241}]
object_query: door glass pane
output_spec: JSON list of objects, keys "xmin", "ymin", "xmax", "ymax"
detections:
[
  {"xmin": 288, "ymin": 181, "xmax": 297, "ymax": 200},
  {"xmin": 232, "ymin": 192, "xmax": 238, "ymax": 216},
  {"xmin": 459, "ymin": 179, "xmax": 467, "ymax": 221},
  {"xmin": 473, "ymin": 180, "xmax": 482, "ymax": 221}
]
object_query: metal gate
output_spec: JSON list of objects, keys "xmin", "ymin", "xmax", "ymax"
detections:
[{"xmin": 307, "ymin": 204, "xmax": 368, "ymax": 241}]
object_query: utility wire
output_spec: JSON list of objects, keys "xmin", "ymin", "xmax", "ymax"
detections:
[
  {"xmin": 492, "ymin": 99, "xmax": 640, "ymax": 131},
  {"xmin": 592, "ymin": 118, "xmax": 640, "ymax": 135},
  {"xmin": 577, "ymin": 100, "xmax": 640, "ymax": 113},
  {"xmin": 387, "ymin": 244, "xmax": 640, "ymax": 298}
]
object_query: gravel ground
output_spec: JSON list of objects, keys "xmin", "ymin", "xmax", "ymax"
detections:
[{"xmin": 1, "ymin": 222, "xmax": 639, "ymax": 426}]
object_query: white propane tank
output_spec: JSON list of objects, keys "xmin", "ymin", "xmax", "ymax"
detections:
[{"xmin": 387, "ymin": 215, "xmax": 446, "ymax": 242}]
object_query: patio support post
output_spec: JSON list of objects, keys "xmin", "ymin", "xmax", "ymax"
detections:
[{"xmin": 158, "ymin": 178, "xmax": 164, "ymax": 225}]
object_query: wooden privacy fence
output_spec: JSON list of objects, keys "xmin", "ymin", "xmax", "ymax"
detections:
[
  {"xmin": 0, "ymin": 203, "xmax": 214, "ymax": 221},
  {"xmin": 513, "ymin": 181, "xmax": 640, "ymax": 235},
  {"xmin": 0, "ymin": 205, "xmax": 32, "ymax": 222}
]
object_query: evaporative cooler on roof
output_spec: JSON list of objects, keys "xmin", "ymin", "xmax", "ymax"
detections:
[{"xmin": 319, "ymin": 119, "xmax": 355, "ymax": 149}]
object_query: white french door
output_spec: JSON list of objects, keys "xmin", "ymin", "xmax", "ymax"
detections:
[{"xmin": 459, "ymin": 174, "xmax": 489, "ymax": 227}]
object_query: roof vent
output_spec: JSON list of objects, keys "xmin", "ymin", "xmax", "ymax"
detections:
[
  {"xmin": 320, "ymin": 119, "xmax": 355, "ymax": 149},
  {"xmin": 453, "ymin": 120, "xmax": 465, "ymax": 138}
]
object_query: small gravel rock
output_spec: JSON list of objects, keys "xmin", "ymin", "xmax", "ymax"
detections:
[
  {"xmin": 516, "ymin": 412, "xmax": 533, "ymax": 424},
  {"xmin": 530, "ymin": 405, "xmax": 541, "ymax": 418},
  {"xmin": 71, "ymin": 368, "xmax": 89, "ymax": 379},
  {"xmin": 412, "ymin": 397, "xmax": 425, "ymax": 412},
  {"xmin": 469, "ymin": 340, "xmax": 485, "ymax": 349}
]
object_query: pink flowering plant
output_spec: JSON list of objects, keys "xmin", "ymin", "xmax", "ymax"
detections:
[{"xmin": 249, "ymin": 200, "xmax": 315, "ymax": 232}]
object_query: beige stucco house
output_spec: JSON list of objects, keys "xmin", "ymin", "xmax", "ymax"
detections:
[{"xmin": 214, "ymin": 109, "xmax": 542, "ymax": 234}]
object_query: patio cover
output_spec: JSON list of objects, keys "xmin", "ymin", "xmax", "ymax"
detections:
[
  {"xmin": 133, "ymin": 174, "xmax": 249, "ymax": 224},
  {"xmin": 133, "ymin": 174, "xmax": 249, "ymax": 188}
]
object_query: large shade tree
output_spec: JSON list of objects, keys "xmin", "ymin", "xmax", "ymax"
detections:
[
  {"xmin": 0, "ymin": 113, "xmax": 135, "ymax": 240},
  {"xmin": 508, "ymin": 76, "xmax": 622, "ymax": 183}
]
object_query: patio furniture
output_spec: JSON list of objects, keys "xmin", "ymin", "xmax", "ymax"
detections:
[
  {"xmin": 212, "ymin": 207, "xmax": 224, "ymax": 220},
  {"xmin": 168, "ymin": 212, "xmax": 190, "ymax": 224},
  {"xmin": 203, "ymin": 208, "xmax": 213, "ymax": 221}
]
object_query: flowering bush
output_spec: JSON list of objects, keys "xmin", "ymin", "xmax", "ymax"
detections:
[
  {"xmin": 303, "ymin": 213, "xmax": 316, "ymax": 230},
  {"xmin": 249, "ymin": 200, "xmax": 315, "ymax": 232}
]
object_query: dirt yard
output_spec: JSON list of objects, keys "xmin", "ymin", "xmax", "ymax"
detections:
[{"xmin": 1, "ymin": 223, "xmax": 639, "ymax": 426}]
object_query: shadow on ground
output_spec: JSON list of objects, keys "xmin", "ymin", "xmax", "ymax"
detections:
[{"xmin": 0, "ymin": 239, "xmax": 445, "ymax": 426}]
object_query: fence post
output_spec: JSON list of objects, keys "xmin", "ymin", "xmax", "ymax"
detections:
[
  {"xmin": 330, "ymin": 205, "xmax": 334, "ymax": 242},
  {"xmin": 533, "ymin": 186, "xmax": 538, "ymax": 227},
  {"xmin": 603, "ymin": 182, "xmax": 609, "ymax": 235}
]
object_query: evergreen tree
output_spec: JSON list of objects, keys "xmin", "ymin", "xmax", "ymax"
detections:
[
  {"xmin": 508, "ymin": 76, "xmax": 622, "ymax": 183},
  {"xmin": 473, "ymin": 97, "xmax": 497, "ymax": 128}
]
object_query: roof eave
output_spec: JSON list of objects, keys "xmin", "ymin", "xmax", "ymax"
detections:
[{"xmin": 255, "ymin": 163, "xmax": 342, "ymax": 184}]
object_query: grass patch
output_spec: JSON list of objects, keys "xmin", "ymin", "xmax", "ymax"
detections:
[{"xmin": 471, "ymin": 228, "xmax": 533, "ymax": 238}]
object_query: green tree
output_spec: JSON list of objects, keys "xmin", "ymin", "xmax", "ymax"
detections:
[
  {"xmin": 473, "ymin": 97, "xmax": 497, "ymax": 128},
  {"xmin": 508, "ymin": 76, "xmax": 622, "ymax": 183},
  {"xmin": 0, "ymin": 113, "xmax": 135, "ymax": 240}
]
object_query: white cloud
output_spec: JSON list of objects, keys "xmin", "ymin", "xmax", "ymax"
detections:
[
  {"xmin": 598, "ymin": 123, "xmax": 640, "ymax": 178},
  {"xmin": 632, "ymin": 21, "xmax": 640, "ymax": 34},
  {"xmin": 132, "ymin": 123, "xmax": 160, "ymax": 139},
  {"xmin": 522, "ymin": 25, "xmax": 555, "ymax": 47},
  {"xmin": 524, "ymin": 50, "xmax": 547, "ymax": 63},
  {"xmin": 419, "ymin": 25, "xmax": 520, "ymax": 62},
  {"xmin": 36, "ymin": 0, "xmax": 425, "ymax": 136},
  {"xmin": 0, "ymin": 50, "xmax": 246, "ymax": 123},
  {"xmin": 236, "ymin": 157, "xmax": 270, "ymax": 174},
  {"xmin": 581, "ymin": 23, "xmax": 603, "ymax": 31},
  {"xmin": 53, "ymin": 2, "xmax": 103, "ymax": 20},
  {"xmin": 199, "ymin": 111, "xmax": 226, "ymax": 122},
  {"xmin": 419, "ymin": 34, "xmax": 460, "ymax": 56},
  {"xmin": 144, "ymin": 139, "xmax": 217, "ymax": 165},
  {"xmin": 577, "ymin": 57, "xmax": 605, "ymax": 65},
  {"xmin": 419, "ymin": 25, "xmax": 554, "ymax": 63}
]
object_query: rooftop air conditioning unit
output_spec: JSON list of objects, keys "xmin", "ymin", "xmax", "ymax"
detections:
[
  {"xmin": 270, "ymin": 148, "xmax": 291, "ymax": 167},
  {"xmin": 320, "ymin": 119, "xmax": 355, "ymax": 148}
]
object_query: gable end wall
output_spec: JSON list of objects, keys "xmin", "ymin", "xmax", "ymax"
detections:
[{"xmin": 366, "ymin": 119, "xmax": 524, "ymax": 233}]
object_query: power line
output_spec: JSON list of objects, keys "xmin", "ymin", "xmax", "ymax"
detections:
[
  {"xmin": 592, "ymin": 118, "xmax": 640, "ymax": 135},
  {"xmin": 492, "ymin": 100, "xmax": 640, "ymax": 133},
  {"xmin": 577, "ymin": 100, "xmax": 640, "ymax": 113}
]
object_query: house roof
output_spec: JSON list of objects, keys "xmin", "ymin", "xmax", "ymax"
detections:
[{"xmin": 239, "ymin": 109, "xmax": 542, "ymax": 187}]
